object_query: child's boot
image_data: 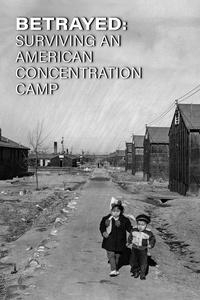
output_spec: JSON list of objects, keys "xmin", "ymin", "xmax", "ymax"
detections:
[{"xmin": 109, "ymin": 270, "xmax": 117, "ymax": 277}]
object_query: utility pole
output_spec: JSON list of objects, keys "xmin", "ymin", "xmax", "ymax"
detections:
[
  {"xmin": 61, "ymin": 137, "xmax": 64, "ymax": 154},
  {"xmin": 131, "ymin": 133, "xmax": 135, "ymax": 175}
]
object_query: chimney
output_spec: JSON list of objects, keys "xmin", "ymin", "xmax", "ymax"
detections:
[{"xmin": 54, "ymin": 141, "xmax": 57, "ymax": 154}]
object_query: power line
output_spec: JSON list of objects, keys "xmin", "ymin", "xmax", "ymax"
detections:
[
  {"xmin": 134, "ymin": 83, "xmax": 200, "ymax": 131},
  {"xmin": 147, "ymin": 83, "xmax": 200, "ymax": 126},
  {"xmin": 176, "ymin": 83, "xmax": 200, "ymax": 101},
  {"xmin": 178, "ymin": 88, "xmax": 200, "ymax": 103},
  {"xmin": 150, "ymin": 107, "xmax": 174, "ymax": 126},
  {"xmin": 147, "ymin": 102, "xmax": 175, "ymax": 126}
]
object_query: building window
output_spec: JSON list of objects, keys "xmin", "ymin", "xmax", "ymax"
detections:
[
  {"xmin": 175, "ymin": 110, "xmax": 180, "ymax": 125},
  {"xmin": 136, "ymin": 148, "xmax": 144, "ymax": 155}
]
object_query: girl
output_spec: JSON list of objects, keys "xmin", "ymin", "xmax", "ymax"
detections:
[{"xmin": 99, "ymin": 202, "xmax": 132, "ymax": 276}]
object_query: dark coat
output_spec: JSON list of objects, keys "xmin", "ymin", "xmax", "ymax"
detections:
[{"xmin": 99, "ymin": 214, "xmax": 132, "ymax": 252}]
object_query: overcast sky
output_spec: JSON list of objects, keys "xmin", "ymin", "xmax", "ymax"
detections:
[{"xmin": 0, "ymin": 0, "xmax": 200, "ymax": 154}]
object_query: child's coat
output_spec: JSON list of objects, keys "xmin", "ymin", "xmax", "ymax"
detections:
[
  {"xmin": 128, "ymin": 227, "xmax": 156, "ymax": 250},
  {"xmin": 100, "ymin": 214, "xmax": 132, "ymax": 252}
]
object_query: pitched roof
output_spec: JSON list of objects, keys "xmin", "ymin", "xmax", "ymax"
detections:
[
  {"xmin": 133, "ymin": 135, "xmax": 144, "ymax": 148},
  {"xmin": 116, "ymin": 150, "xmax": 125, "ymax": 156},
  {"xmin": 178, "ymin": 104, "xmax": 200, "ymax": 130},
  {"xmin": 147, "ymin": 127, "xmax": 169, "ymax": 144},
  {"xmin": 28, "ymin": 153, "xmax": 78, "ymax": 160},
  {"xmin": 109, "ymin": 150, "xmax": 125, "ymax": 157},
  {"xmin": 28, "ymin": 153, "xmax": 57, "ymax": 160},
  {"xmin": 66, "ymin": 154, "xmax": 79, "ymax": 159},
  {"xmin": 0, "ymin": 136, "xmax": 29, "ymax": 150}
]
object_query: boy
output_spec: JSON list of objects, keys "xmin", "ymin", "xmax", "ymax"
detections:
[
  {"xmin": 99, "ymin": 202, "xmax": 132, "ymax": 277},
  {"xmin": 127, "ymin": 214, "xmax": 156, "ymax": 280}
]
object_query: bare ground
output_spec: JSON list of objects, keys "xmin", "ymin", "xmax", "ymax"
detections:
[
  {"xmin": 0, "ymin": 168, "xmax": 90, "ymax": 299},
  {"xmin": 0, "ymin": 167, "xmax": 200, "ymax": 299},
  {"xmin": 109, "ymin": 168, "xmax": 200, "ymax": 290}
]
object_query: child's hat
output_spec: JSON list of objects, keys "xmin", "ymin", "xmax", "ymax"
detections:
[{"xmin": 136, "ymin": 214, "xmax": 151, "ymax": 224}]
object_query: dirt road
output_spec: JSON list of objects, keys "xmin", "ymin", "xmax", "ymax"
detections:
[{"xmin": 27, "ymin": 169, "xmax": 199, "ymax": 300}]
